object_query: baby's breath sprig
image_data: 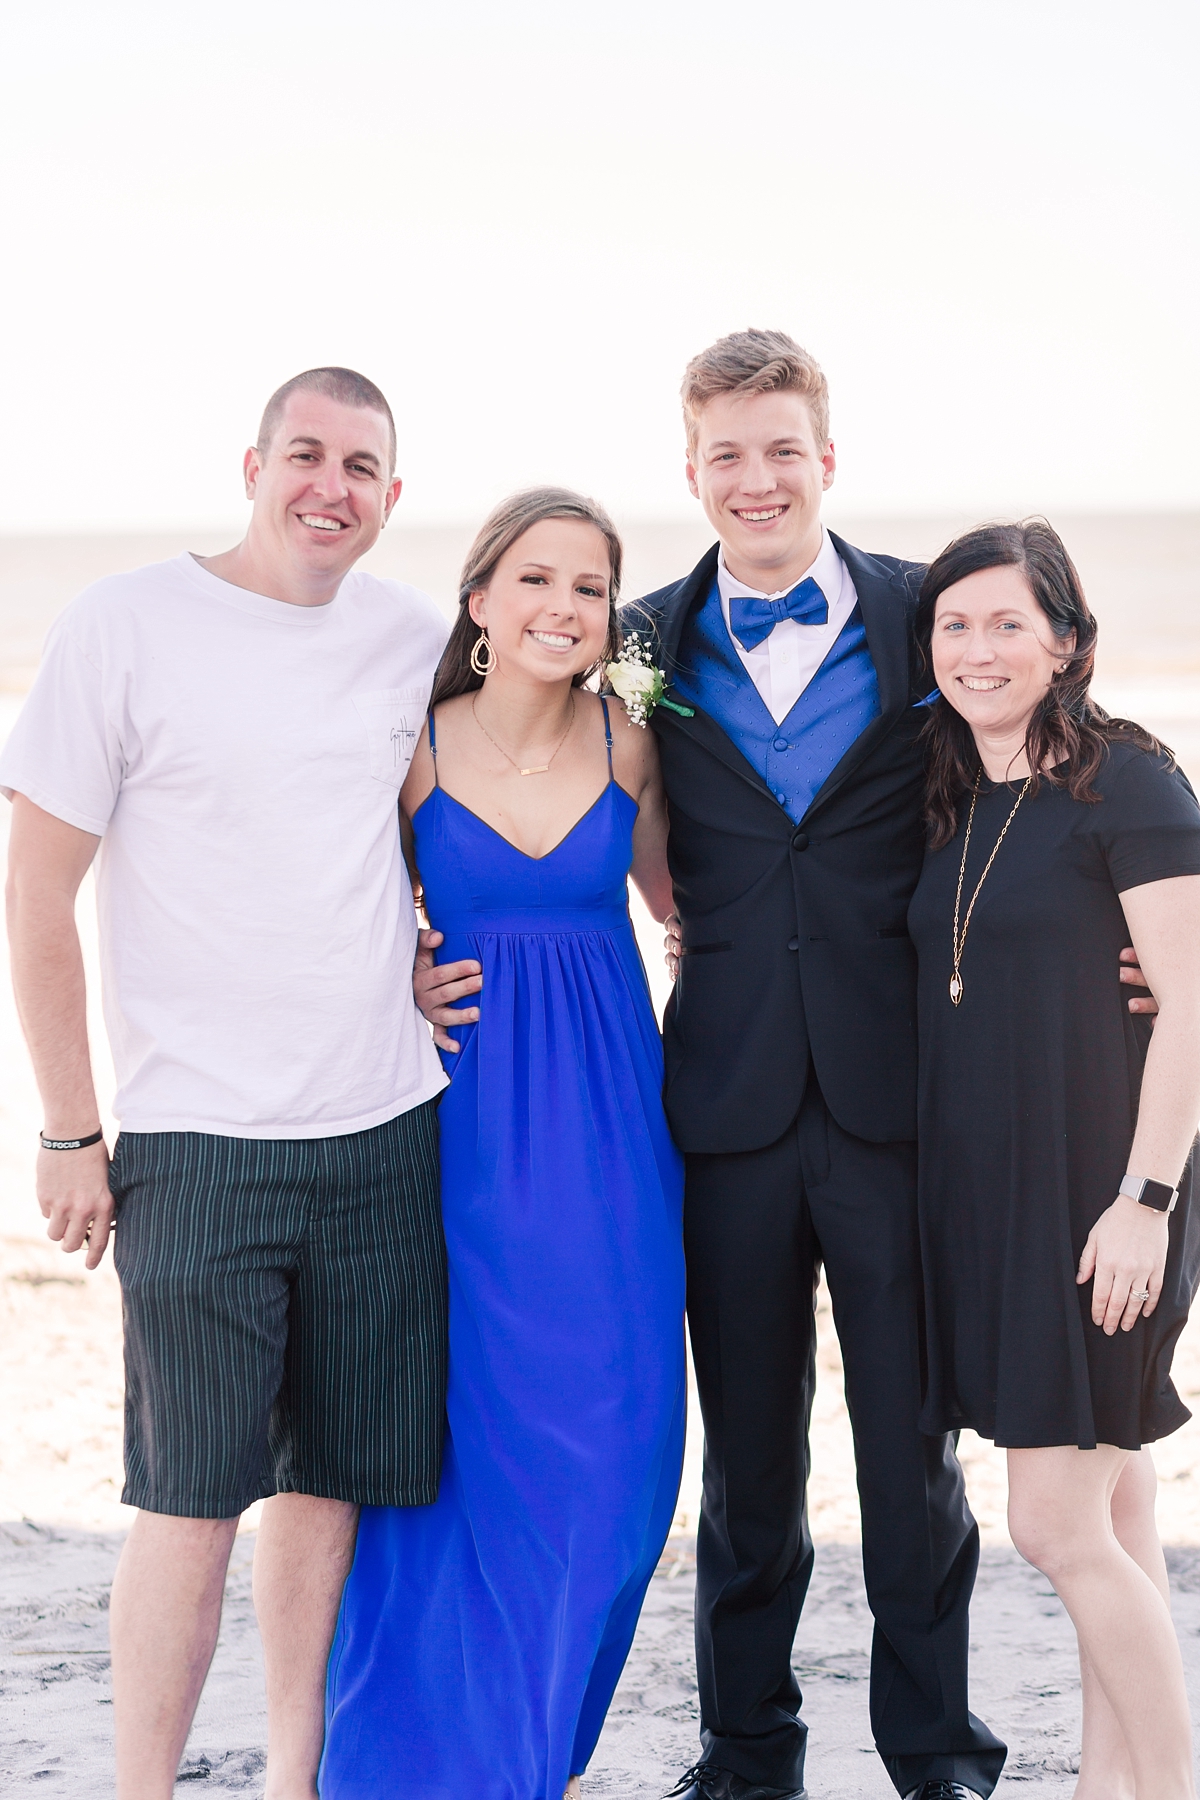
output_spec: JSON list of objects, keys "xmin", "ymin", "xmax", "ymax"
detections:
[{"xmin": 605, "ymin": 634, "xmax": 694, "ymax": 728}]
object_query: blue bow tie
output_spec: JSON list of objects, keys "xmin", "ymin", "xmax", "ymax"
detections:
[{"xmin": 728, "ymin": 576, "xmax": 828, "ymax": 651}]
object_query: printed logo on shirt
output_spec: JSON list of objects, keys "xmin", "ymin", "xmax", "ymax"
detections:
[
  {"xmin": 390, "ymin": 724, "xmax": 417, "ymax": 766},
  {"xmin": 354, "ymin": 688, "xmax": 428, "ymax": 788}
]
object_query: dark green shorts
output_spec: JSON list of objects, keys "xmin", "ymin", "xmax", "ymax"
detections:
[{"xmin": 110, "ymin": 1102, "xmax": 446, "ymax": 1519}]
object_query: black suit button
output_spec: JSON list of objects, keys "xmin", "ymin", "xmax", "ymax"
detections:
[
  {"xmin": 787, "ymin": 937, "xmax": 799, "ymax": 951},
  {"xmin": 791, "ymin": 830, "xmax": 809, "ymax": 851}
]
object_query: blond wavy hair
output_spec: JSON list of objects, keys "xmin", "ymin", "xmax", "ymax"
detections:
[{"xmin": 681, "ymin": 328, "xmax": 830, "ymax": 451}]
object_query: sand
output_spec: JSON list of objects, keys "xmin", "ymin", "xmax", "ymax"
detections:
[
  {"xmin": 8, "ymin": 1225, "xmax": 1200, "ymax": 1796},
  {"xmin": 12, "ymin": 1527, "xmax": 1200, "ymax": 1800},
  {"xmin": 2, "ymin": 518, "xmax": 1200, "ymax": 1793}
]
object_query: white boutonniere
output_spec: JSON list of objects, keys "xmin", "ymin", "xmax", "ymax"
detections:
[{"xmin": 605, "ymin": 633, "xmax": 695, "ymax": 728}]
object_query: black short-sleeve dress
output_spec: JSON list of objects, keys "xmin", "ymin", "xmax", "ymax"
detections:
[{"xmin": 909, "ymin": 741, "xmax": 1200, "ymax": 1450}]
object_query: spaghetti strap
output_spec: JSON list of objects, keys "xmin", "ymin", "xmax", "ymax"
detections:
[
  {"xmin": 427, "ymin": 708, "xmax": 440, "ymax": 785},
  {"xmin": 600, "ymin": 697, "xmax": 614, "ymax": 780}
]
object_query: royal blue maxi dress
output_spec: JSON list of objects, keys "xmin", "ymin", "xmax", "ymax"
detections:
[{"xmin": 321, "ymin": 702, "xmax": 687, "ymax": 1799}]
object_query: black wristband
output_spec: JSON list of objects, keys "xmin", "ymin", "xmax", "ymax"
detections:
[{"xmin": 40, "ymin": 1128, "xmax": 104, "ymax": 1151}]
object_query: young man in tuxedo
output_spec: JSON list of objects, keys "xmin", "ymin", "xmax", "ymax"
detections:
[{"xmin": 633, "ymin": 329, "xmax": 1002, "ymax": 1800}]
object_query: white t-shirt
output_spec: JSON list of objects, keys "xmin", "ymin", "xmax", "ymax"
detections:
[{"xmin": 0, "ymin": 553, "xmax": 450, "ymax": 1138}]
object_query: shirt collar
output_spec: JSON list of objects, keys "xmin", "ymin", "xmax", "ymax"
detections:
[{"xmin": 716, "ymin": 527, "xmax": 842, "ymax": 613}]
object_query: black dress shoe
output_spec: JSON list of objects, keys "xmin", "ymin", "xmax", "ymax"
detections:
[
  {"xmin": 664, "ymin": 1764, "xmax": 807, "ymax": 1800},
  {"xmin": 902, "ymin": 1783, "xmax": 984, "ymax": 1800}
]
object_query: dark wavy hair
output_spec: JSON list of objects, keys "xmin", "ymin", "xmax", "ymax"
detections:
[
  {"xmin": 430, "ymin": 487, "xmax": 623, "ymax": 706},
  {"xmin": 915, "ymin": 518, "xmax": 1167, "ymax": 849}
]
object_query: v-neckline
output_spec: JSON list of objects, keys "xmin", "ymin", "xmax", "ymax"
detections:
[
  {"xmin": 414, "ymin": 782, "xmax": 630, "ymax": 864},
  {"xmin": 706, "ymin": 577, "xmax": 853, "ymax": 733}
]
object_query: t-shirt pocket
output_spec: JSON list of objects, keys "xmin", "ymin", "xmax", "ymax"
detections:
[{"xmin": 353, "ymin": 687, "xmax": 427, "ymax": 788}]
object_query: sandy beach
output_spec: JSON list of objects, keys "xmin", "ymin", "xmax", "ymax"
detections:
[
  {"xmin": 2, "ymin": 515, "xmax": 1200, "ymax": 1793},
  {"xmin": 8, "ymin": 1243, "xmax": 1200, "ymax": 1797}
]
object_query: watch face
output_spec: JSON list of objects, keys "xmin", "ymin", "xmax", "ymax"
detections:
[{"xmin": 1140, "ymin": 1178, "xmax": 1177, "ymax": 1212}]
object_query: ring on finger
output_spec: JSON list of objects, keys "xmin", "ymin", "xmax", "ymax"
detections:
[{"xmin": 1129, "ymin": 1287, "xmax": 1150, "ymax": 1302}]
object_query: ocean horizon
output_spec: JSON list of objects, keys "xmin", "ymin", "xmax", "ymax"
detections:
[
  {"xmin": 1, "ymin": 511, "xmax": 1198, "ymax": 1552},
  {"xmin": 2, "ymin": 512, "xmax": 1198, "ymax": 657}
]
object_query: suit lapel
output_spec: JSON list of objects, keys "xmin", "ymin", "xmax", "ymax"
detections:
[
  {"xmin": 832, "ymin": 534, "xmax": 913, "ymax": 716},
  {"xmin": 630, "ymin": 535, "xmax": 918, "ymax": 819},
  {"xmin": 629, "ymin": 543, "xmax": 774, "ymax": 803},
  {"xmin": 634, "ymin": 542, "xmax": 719, "ymax": 675},
  {"xmin": 801, "ymin": 534, "xmax": 916, "ymax": 822},
  {"xmin": 656, "ymin": 692, "xmax": 776, "ymax": 800}
]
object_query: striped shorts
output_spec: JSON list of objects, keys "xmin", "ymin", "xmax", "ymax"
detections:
[{"xmin": 109, "ymin": 1102, "xmax": 446, "ymax": 1519}]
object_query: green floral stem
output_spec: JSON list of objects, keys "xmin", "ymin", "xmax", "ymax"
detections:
[{"xmin": 658, "ymin": 696, "xmax": 695, "ymax": 717}]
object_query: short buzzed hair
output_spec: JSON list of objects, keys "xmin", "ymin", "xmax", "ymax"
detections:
[
  {"xmin": 681, "ymin": 329, "xmax": 830, "ymax": 453},
  {"xmin": 257, "ymin": 367, "xmax": 397, "ymax": 473}
]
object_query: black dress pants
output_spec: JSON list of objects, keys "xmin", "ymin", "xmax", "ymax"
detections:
[{"xmin": 684, "ymin": 1077, "xmax": 1007, "ymax": 1797}]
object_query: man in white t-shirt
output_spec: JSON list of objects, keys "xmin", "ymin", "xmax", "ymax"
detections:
[{"xmin": 1, "ymin": 368, "xmax": 450, "ymax": 1799}]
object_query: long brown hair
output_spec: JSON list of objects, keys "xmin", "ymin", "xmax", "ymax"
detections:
[
  {"xmin": 429, "ymin": 487, "xmax": 624, "ymax": 706},
  {"xmin": 915, "ymin": 519, "xmax": 1168, "ymax": 849}
]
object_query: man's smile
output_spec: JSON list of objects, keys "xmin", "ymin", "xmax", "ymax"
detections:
[
  {"xmin": 732, "ymin": 505, "xmax": 788, "ymax": 524},
  {"xmin": 297, "ymin": 513, "xmax": 348, "ymax": 532}
]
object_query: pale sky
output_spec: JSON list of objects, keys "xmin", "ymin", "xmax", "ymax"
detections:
[{"xmin": 1, "ymin": 0, "xmax": 1196, "ymax": 531}]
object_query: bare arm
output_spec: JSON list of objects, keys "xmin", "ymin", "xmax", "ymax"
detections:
[
  {"xmin": 611, "ymin": 702, "xmax": 675, "ymax": 923},
  {"xmin": 6, "ymin": 793, "xmax": 112, "ymax": 1267},
  {"xmin": 1078, "ymin": 874, "xmax": 1200, "ymax": 1333},
  {"xmin": 403, "ymin": 724, "xmax": 482, "ymax": 1054},
  {"xmin": 630, "ymin": 779, "xmax": 673, "ymax": 922}
]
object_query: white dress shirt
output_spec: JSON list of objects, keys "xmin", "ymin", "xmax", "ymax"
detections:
[{"xmin": 717, "ymin": 529, "xmax": 859, "ymax": 726}]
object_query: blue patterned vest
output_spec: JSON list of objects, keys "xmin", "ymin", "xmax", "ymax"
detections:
[{"xmin": 673, "ymin": 574, "xmax": 881, "ymax": 824}]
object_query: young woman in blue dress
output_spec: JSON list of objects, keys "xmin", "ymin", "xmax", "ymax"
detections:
[
  {"xmin": 910, "ymin": 520, "xmax": 1200, "ymax": 1800},
  {"xmin": 320, "ymin": 489, "xmax": 686, "ymax": 1800}
]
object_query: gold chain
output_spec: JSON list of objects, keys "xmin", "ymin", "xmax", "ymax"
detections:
[
  {"xmin": 949, "ymin": 769, "xmax": 1032, "ymax": 1006},
  {"xmin": 471, "ymin": 692, "xmax": 576, "ymax": 777}
]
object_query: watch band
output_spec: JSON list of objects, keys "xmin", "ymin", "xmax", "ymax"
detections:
[
  {"xmin": 40, "ymin": 1128, "xmax": 104, "ymax": 1152},
  {"xmin": 1119, "ymin": 1173, "xmax": 1179, "ymax": 1214}
]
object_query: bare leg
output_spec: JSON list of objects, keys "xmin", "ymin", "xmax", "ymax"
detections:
[
  {"xmin": 565, "ymin": 1778, "xmax": 582, "ymax": 1798},
  {"xmin": 1077, "ymin": 1639, "xmax": 1132, "ymax": 1800},
  {"xmin": 1075, "ymin": 1451, "xmax": 1166, "ymax": 1800},
  {"xmin": 109, "ymin": 1510, "xmax": 240, "ymax": 1800},
  {"xmin": 1008, "ymin": 1444, "xmax": 1195, "ymax": 1800},
  {"xmin": 254, "ymin": 1492, "xmax": 359, "ymax": 1800}
]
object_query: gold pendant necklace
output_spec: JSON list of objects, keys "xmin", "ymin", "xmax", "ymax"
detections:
[
  {"xmin": 949, "ymin": 768, "xmax": 1031, "ymax": 1006},
  {"xmin": 471, "ymin": 692, "xmax": 576, "ymax": 776}
]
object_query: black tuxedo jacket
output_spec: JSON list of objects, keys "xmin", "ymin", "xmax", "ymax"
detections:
[{"xmin": 625, "ymin": 533, "xmax": 928, "ymax": 1154}]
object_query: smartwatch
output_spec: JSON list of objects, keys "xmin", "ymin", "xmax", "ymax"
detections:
[{"xmin": 1119, "ymin": 1173, "xmax": 1179, "ymax": 1215}]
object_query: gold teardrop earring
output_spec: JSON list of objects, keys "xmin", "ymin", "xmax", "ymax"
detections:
[{"xmin": 470, "ymin": 628, "xmax": 497, "ymax": 677}]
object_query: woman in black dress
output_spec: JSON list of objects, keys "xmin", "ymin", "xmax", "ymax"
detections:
[{"xmin": 909, "ymin": 520, "xmax": 1200, "ymax": 1800}]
